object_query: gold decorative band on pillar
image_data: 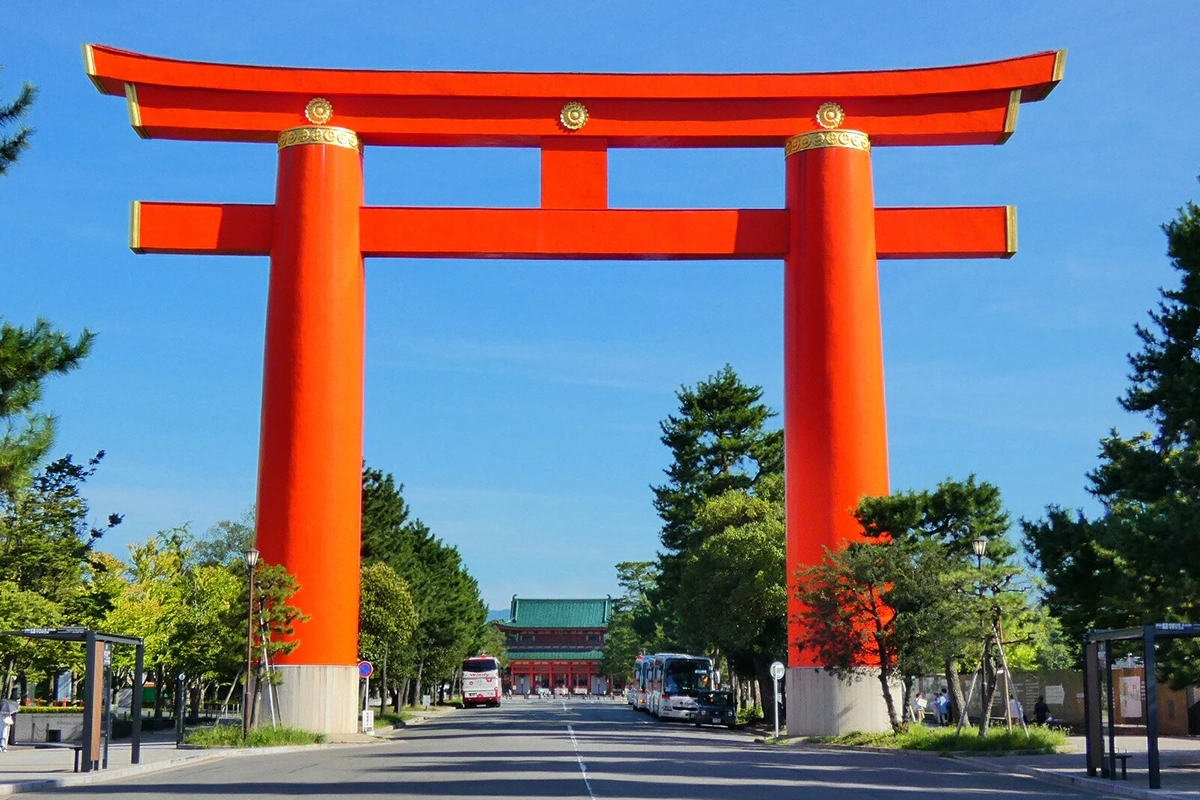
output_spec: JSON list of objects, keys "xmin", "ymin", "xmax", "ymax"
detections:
[
  {"xmin": 784, "ymin": 129, "xmax": 870, "ymax": 157},
  {"xmin": 277, "ymin": 126, "xmax": 361, "ymax": 152}
]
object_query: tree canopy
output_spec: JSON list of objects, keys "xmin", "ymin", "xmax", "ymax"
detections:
[
  {"xmin": 0, "ymin": 69, "xmax": 35, "ymax": 175},
  {"xmin": 1025, "ymin": 181, "xmax": 1200, "ymax": 686}
]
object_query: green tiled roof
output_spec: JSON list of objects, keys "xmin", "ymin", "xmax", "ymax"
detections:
[
  {"xmin": 504, "ymin": 597, "xmax": 612, "ymax": 629},
  {"xmin": 507, "ymin": 650, "xmax": 605, "ymax": 661}
]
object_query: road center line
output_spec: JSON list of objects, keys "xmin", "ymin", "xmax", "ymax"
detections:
[{"xmin": 567, "ymin": 723, "xmax": 597, "ymax": 799}]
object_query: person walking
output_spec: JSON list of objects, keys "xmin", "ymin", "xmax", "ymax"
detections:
[{"xmin": 0, "ymin": 712, "xmax": 12, "ymax": 751}]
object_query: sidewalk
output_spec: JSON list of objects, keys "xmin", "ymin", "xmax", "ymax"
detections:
[
  {"xmin": 963, "ymin": 735, "xmax": 1200, "ymax": 800},
  {"xmin": 0, "ymin": 730, "xmax": 224, "ymax": 796},
  {"xmin": 0, "ymin": 729, "xmax": 366, "ymax": 797}
]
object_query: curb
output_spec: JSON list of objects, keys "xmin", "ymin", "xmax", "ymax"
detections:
[
  {"xmin": 956, "ymin": 756, "xmax": 1192, "ymax": 800},
  {"xmin": 0, "ymin": 742, "xmax": 369, "ymax": 797}
]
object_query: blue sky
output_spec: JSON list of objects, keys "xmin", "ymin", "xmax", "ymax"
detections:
[{"xmin": 2, "ymin": 2, "xmax": 1198, "ymax": 609}]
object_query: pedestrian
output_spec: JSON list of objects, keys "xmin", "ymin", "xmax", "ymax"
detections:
[
  {"xmin": 0, "ymin": 713, "xmax": 12, "ymax": 751},
  {"xmin": 912, "ymin": 692, "xmax": 927, "ymax": 724},
  {"xmin": 935, "ymin": 691, "xmax": 949, "ymax": 726},
  {"xmin": 1008, "ymin": 696, "xmax": 1024, "ymax": 725},
  {"xmin": 1034, "ymin": 695, "xmax": 1050, "ymax": 725}
]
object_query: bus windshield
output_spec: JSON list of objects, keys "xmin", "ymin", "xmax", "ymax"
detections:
[
  {"xmin": 663, "ymin": 659, "xmax": 711, "ymax": 695},
  {"xmin": 462, "ymin": 657, "xmax": 499, "ymax": 673}
]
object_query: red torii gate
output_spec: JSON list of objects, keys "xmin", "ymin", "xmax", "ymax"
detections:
[{"xmin": 85, "ymin": 44, "xmax": 1062, "ymax": 734}]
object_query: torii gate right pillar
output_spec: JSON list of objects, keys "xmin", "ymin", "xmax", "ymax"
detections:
[{"xmin": 784, "ymin": 129, "xmax": 893, "ymax": 735}]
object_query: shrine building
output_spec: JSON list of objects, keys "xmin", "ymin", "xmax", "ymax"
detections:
[{"xmin": 499, "ymin": 597, "xmax": 612, "ymax": 695}]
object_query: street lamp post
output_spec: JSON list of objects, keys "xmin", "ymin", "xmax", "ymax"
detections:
[
  {"xmin": 242, "ymin": 547, "xmax": 260, "ymax": 739},
  {"xmin": 971, "ymin": 536, "xmax": 987, "ymax": 570}
]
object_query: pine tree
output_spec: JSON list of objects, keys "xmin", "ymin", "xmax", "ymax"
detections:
[
  {"xmin": 0, "ymin": 69, "xmax": 36, "ymax": 175},
  {"xmin": 1025, "ymin": 180, "xmax": 1200, "ymax": 684},
  {"xmin": 652, "ymin": 365, "xmax": 782, "ymax": 556},
  {"xmin": 650, "ymin": 365, "xmax": 783, "ymax": 648},
  {"xmin": 0, "ymin": 318, "xmax": 93, "ymax": 496}
]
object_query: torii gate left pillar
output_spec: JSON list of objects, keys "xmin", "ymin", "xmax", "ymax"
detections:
[{"xmin": 85, "ymin": 44, "xmax": 1062, "ymax": 734}]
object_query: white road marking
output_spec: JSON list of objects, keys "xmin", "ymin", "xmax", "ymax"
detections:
[{"xmin": 567, "ymin": 723, "xmax": 597, "ymax": 799}]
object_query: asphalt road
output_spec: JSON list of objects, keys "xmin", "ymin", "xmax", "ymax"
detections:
[{"xmin": 34, "ymin": 699, "xmax": 1104, "ymax": 799}]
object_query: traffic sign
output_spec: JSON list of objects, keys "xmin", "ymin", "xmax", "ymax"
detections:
[
  {"xmin": 358, "ymin": 660, "xmax": 373, "ymax": 678},
  {"xmin": 769, "ymin": 661, "xmax": 785, "ymax": 680}
]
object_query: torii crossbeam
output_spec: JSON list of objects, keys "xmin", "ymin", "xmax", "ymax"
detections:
[{"xmin": 86, "ymin": 44, "xmax": 1062, "ymax": 735}]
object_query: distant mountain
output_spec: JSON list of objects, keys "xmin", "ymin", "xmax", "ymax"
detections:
[{"xmin": 487, "ymin": 609, "xmax": 510, "ymax": 623}]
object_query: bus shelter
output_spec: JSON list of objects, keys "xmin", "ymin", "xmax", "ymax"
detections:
[
  {"xmin": 0, "ymin": 627, "xmax": 144, "ymax": 773},
  {"xmin": 1084, "ymin": 623, "xmax": 1200, "ymax": 790}
]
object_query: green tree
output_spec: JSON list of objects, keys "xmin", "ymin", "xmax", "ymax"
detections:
[
  {"xmin": 360, "ymin": 464, "xmax": 488, "ymax": 707},
  {"xmin": 105, "ymin": 528, "xmax": 304, "ymax": 720},
  {"xmin": 359, "ymin": 562, "xmax": 418, "ymax": 712},
  {"xmin": 651, "ymin": 365, "xmax": 782, "ymax": 647},
  {"xmin": 0, "ymin": 320, "xmax": 93, "ymax": 496},
  {"xmin": 797, "ymin": 477, "xmax": 1030, "ymax": 732},
  {"xmin": 1024, "ymin": 182, "xmax": 1200, "ymax": 686},
  {"xmin": 677, "ymin": 473, "xmax": 787, "ymax": 715},
  {"xmin": 0, "ymin": 453, "xmax": 121, "ymax": 610},
  {"xmin": 0, "ymin": 70, "xmax": 35, "ymax": 175},
  {"xmin": 601, "ymin": 561, "xmax": 661, "ymax": 681},
  {"xmin": 194, "ymin": 506, "xmax": 255, "ymax": 566}
]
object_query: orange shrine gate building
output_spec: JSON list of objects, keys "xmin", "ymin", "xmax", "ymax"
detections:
[
  {"xmin": 84, "ymin": 43, "xmax": 1063, "ymax": 735},
  {"xmin": 498, "ymin": 598, "xmax": 613, "ymax": 696}
]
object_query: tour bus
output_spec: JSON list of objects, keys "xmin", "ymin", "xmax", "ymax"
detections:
[
  {"xmin": 461, "ymin": 654, "xmax": 502, "ymax": 707},
  {"xmin": 646, "ymin": 653, "xmax": 713, "ymax": 721},
  {"xmin": 629, "ymin": 654, "xmax": 651, "ymax": 710}
]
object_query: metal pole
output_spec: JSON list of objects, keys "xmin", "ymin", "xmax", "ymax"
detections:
[
  {"xmin": 131, "ymin": 643, "xmax": 143, "ymax": 764},
  {"xmin": 1084, "ymin": 640, "xmax": 1102, "ymax": 777},
  {"xmin": 102, "ymin": 645, "xmax": 112, "ymax": 769},
  {"xmin": 242, "ymin": 561, "xmax": 255, "ymax": 739},
  {"xmin": 773, "ymin": 676, "xmax": 780, "ymax": 740},
  {"xmin": 1144, "ymin": 626, "xmax": 1160, "ymax": 790},
  {"xmin": 1106, "ymin": 640, "xmax": 1116, "ymax": 780},
  {"xmin": 81, "ymin": 631, "xmax": 98, "ymax": 773},
  {"xmin": 174, "ymin": 673, "xmax": 185, "ymax": 747}
]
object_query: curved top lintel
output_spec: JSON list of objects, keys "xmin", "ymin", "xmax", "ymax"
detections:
[{"xmin": 83, "ymin": 43, "xmax": 1065, "ymax": 103}]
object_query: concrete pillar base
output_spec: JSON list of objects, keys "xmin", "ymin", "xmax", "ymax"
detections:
[
  {"xmin": 786, "ymin": 666, "xmax": 897, "ymax": 736},
  {"xmin": 268, "ymin": 664, "xmax": 358, "ymax": 735}
]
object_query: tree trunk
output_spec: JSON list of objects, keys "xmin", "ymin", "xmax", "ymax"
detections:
[
  {"xmin": 877, "ymin": 667, "xmax": 903, "ymax": 733},
  {"xmin": 946, "ymin": 656, "xmax": 968, "ymax": 726},
  {"xmin": 153, "ymin": 666, "xmax": 164, "ymax": 719},
  {"xmin": 379, "ymin": 651, "xmax": 388, "ymax": 714},
  {"xmin": 189, "ymin": 680, "xmax": 202, "ymax": 722},
  {"xmin": 752, "ymin": 659, "xmax": 779, "ymax": 732},
  {"xmin": 900, "ymin": 677, "xmax": 914, "ymax": 724},
  {"xmin": 978, "ymin": 632, "xmax": 998, "ymax": 735},
  {"xmin": 413, "ymin": 659, "xmax": 425, "ymax": 705},
  {"xmin": 397, "ymin": 679, "xmax": 409, "ymax": 712}
]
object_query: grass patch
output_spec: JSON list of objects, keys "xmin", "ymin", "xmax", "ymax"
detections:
[
  {"xmin": 806, "ymin": 724, "xmax": 1068, "ymax": 753},
  {"xmin": 183, "ymin": 725, "xmax": 327, "ymax": 748},
  {"xmin": 375, "ymin": 712, "xmax": 414, "ymax": 727}
]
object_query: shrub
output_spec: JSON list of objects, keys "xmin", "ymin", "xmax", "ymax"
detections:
[
  {"xmin": 738, "ymin": 705, "xmax": 764, "ymax": 725},
  {"xmin": 183, "ymin": 725, "xmax": 326, "ymax": 748}
]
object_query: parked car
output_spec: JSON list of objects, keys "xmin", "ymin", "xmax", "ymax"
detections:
[{"xmin": 694, "ymin": 690, "xmax": 736, "ymax": 729}]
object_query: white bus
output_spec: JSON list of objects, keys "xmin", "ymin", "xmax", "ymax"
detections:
[
  {"xmin": 646, "ymin": 653, "xmax": 713, "ymax": 721},
  {"xmin": 461, "ymin": 655, "xmax": 502, "ymax": 707},
  {"xmin": 629, "ymin": 654, "xmax": 652, "ymax": 711}
]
